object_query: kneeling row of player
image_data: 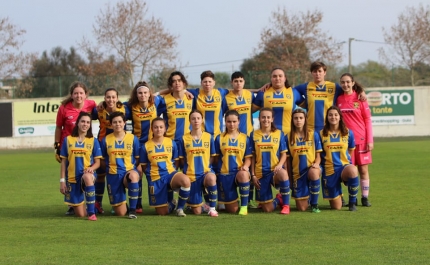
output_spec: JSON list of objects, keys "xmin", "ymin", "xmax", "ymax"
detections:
[{"xmin": 59, "ymin": 106, "xmax": 359, "ymax": 220}]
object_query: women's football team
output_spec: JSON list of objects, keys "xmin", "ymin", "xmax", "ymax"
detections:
[{"xmin": 57, "ymin": 62, "xmax": 374, "ymax": 220}]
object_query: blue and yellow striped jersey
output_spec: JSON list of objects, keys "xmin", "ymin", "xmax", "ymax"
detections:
[
  {"xmin": 179, "ymin": 132, "xmax": 216, "ymax": 182},
  {"xmin": 214, "ymin": 132, "xmax": 252, "ymax": 175},
  {"xmin": 124, "ymin": 96, "xmax": 162, "ymax": 144},
  {"xmin": 224, "ymin": 89, "xmax": 254, "ymax": 136},
  {"xmin": 60, "ymin": 136, "xmax": 102, "ymax": 183},
  {"xmin": 250, "ymin": 129, "xmax": 287, "ymax": 178},
  {"xmin": 319, "ymin": 129, "xmax": 355, "ymax": 176},
  {"xmin": 92, "ymin": 105, "xmax": 127, "ymax": 141},
  {"xmin": 140, "ymin": 137, "xmax": 178, "ymax": 182},
  {"xmin": 188, "ymin": 88, "xmax": 228, "ymax": 137},
  {"xmin": 100, "ymin": 133, "xmax": 140, "ymax": 175},
  {"xmin": 253, "ymin": 87, "xmax": 302, "ymax": 135},
  {"xmin": 295, "ymin": 81, "xmax": 342, "ymax": 132},
  {"xmin": 161, "ymin": 93, "xmax": 193, "ymax": 142},
  {"xmin": 285, "ymin": 130, "xmax": 322, "ymax": 180}
]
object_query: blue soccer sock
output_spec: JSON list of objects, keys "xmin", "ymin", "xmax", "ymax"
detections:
[
  {"xmin": 85, "ymin": 185, "xmax": 96, "ymax": 215},
  {"xmin": 348, "ymin": 177, "xmax": 359, "ymax": 204},
  {"xmin": 238, "ymin": 181, "xmax": 250, "ymax": 207},
  {"xmin": 94, "ymin": 178, "xmax": 105, "ymax": 203},
  {"xmin": 248, "ymin": 182, "xmax": 255, "ymax": 202},
  {"xmin": 279, "ymin": 180, "xmax": 291, "ymax": 206},
  {"xmin": 309, "ymin": 179, "xmax": 321, "ymax": 205},
  {"xmin": 206, "ymin": 185, "xmax": 217, "ymax": 208},
  {"xmin": 128, "ymin": 182, "xmax": 139, "ymax": 211},
  {"xmin": 177, "ymin": 187, "xmax": 190, "ymax": 210},
  {"xmin": 136, "ymin": 178, "xmax": 143, "ymax": 208},
  {"xmin": 272, "ymin": 197, "xmax": 281, "ymax": 209}
]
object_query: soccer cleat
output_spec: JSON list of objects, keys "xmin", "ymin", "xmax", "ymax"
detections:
[
  {"xmin": 238, "ymin": 206, "xmax": 248, "ymax": 216},
  {"xmin": 88, "ymin": 214, "xmax": 97, "ymax": 221},
  {"xmin": 95, "ymin": 201, "xmax": 104, "ymax": 214},
  {"xmin": 201, "ymin": 203, "xmax": 210, "ymax": 213},
  {"xmin": 218, "ymin": 203, "xmax": 225, "ymax": 211},
  {"xmin": 248, "ymin": 200, "xmax": 258, "ymax": 209},
  {"xmin": 276, "ymin": 193, "xmax": 284, "ymax": 207},
  {"xmin": 311, "ymin": 206, "xmax": 321, "ymax": 213},
  {"xmin": 65, "ymin": 207, "xmax": 74, "ymax": 215},
  {"xmin": 280, "ymin": 205, "xmax": 290, "ymax": 215},
  {"xmin": 176, "ymin": 208, "xmax": 186, "ymax": 217},
  {"xmin": 135, "ymin": 207, "xmax": 143, "ymax": 214},
  {"xmin": 348, "ymin": 202, "xmax": 357, "ymax": 211},
  {"xmin": 128, "ymin": 210, "xmax": 137, "ymax": 219},
  {"xmin": 208, "ymin": 209, "xmax": 219, "ymax": 217},
  {"xmin": 361, "ymin": 197, "xmax": 372, "ymax": 207}
]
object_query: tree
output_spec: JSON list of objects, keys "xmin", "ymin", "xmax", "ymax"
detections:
[
  {"xmin": 0, "ymin": 17, "xmax": 35, "ymax": 79},
  {"xmin": 91, "ymin": 0, "xmax": 179, "ymax": 86},
  {"xmin": 242, "ymin": 8, "xmax": 343, "ymax": 85},
  {"xmin": 379, "ymin": 4, "xmax": 430, "ymax": 86},
  {"xmin": 213, "ymin": 72, "xmax": 231, "ymax": 89}
]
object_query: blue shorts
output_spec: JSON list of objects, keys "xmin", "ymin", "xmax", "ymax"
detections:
[
  {"xmin": 217, "ymin": 173, "xmax": 239, "ymax": 204},
  {"xmin": 255, "ymin": 172, "xmax": 278, "ymax": 203},
  {"xmin": 64, "ymin": 174, "xmax": 95, "ymax": 206},
  {"xmin": 106, "ymin": 170, "xmax": 138, "ymax": 206},
  {"xmin": 322, "ymin": 166, "xmax": 348, "ymax": 200},
  {"xmin": 187, "ymin": 175, "xmax": 207, "ymax": 207},
  {"xmin": 292, "ymin": 166, "xmax": 322, "ymax": 200},
  {"xmin": 146, "ymin": 172, "xmax": 178, "ymax": 208}
]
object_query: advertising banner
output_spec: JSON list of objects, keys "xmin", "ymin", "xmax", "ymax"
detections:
[{"xmin": 367, "ymin": 90, "xmax": 414, "ymax": 126}]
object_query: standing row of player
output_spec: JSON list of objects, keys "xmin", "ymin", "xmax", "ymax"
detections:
[{"xmin": 55, "ymin": 61, "xmax": 373, "ymax": 220}]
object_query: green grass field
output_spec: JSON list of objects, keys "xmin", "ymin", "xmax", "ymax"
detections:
[{"xmin": 1, "ymin": 137, "xmax": 429, "ymax": 264}]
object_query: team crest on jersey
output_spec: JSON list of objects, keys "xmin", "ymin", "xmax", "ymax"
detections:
[
  {"xmin": 166, "ymin": 146, "xmax": 172, "ymax": 153},
  {"xmin": 86, "ymin": 144, "xmax": 92, "ymax": 150},
  {"xmin": 228, "ymin": 103, "xmax": 233, "ymax": 106},
  {"xmin": 187, "ymin": 104, "xmax": 192, "ymax": 109},
  {"xmin": 266, "ymin": 95, "xmax": 270, "ymax": 98},
  {"xmin": 328, "ymin": 88, "xmax": 333, "ymax": 93},
  {"xmin": 274, "ymin": 138, "xmax": 278, "ymax": 143},
  {"xmin": 240, "ymin": 143, "xmax": 245, "ymax": 149},
  {"xmin": 342, "ymin": 137, "xmax": 348, "ymax": 143},
  {"xmin": 222, "ymin": 142, "xmax": 226, "ymax": 146},
  {"xmin": 354, "ymin": 102, "xmax": 359, "ymax": 109},
  {"xmin": 215, "ymin": 97, "xmax": 220, "ymax": 102},
  {"xmin": 307, "ymin": 141, "xmax": 312, "ymax": 147},
  {"xmin": 246, "ymin": 98, "xmax": 251, "ymax": 104},
  {"xmin": 149, "ymin": 150, "xmax": 153, "ymax": 154},
  {"xmin": 168, "ymin": 106, "xmax": 174, "ymax": 109},
  {"xmin": 127, "ymin": 144, "xmax": 132, "ymax": 150},
  {"xmin": 204, "ymin": 142, "xmax": 209, "ymax": 148},
  {"xmin": 286, "ymin": 95, "xmax": 291, "ymax": 99},
  {"xmin": 186, "ymin": 144, "xmax": 190, "ymax": 148}
]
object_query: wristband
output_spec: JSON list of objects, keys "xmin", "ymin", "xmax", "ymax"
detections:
[{"xmin": 60, "ymin": 178, "xmax": 66, "ymax": 183}]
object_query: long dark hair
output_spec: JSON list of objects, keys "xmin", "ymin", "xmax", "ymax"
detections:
[
  {"xmin": 289, "ymin": 108, "xmax": 309, "ymax": 145},
  {"xmin": 71, "ymin": 112, "xmax": 93, "ymax": 138},
  {"xmin": 322, "ymin": 106, "xmax": 348, "ymax": 137},
  {"xmin": 128, "ymin": 81, "xmax": 154, "ymax": 106},
  {"xmin": 340, "ymin": 73, "xmax": 365, "ymax": 95},
  {"xmin": 61, "ymin": 81, "xmax": 89, "ymax": 105},
  {"xmin": 103, "ymin": 88, "xmax": 123, "ymax": 109},
  {"xmin": 223, "ymin": 109, "xmax": 241, "ymax": 136},
  {"xmin": 259, "ymin": 107, "xmax": 277, "ymax": 132}
]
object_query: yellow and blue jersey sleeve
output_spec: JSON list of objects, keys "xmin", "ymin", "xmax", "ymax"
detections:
[
  {"xmin": 101, "ymin": 133, "xmax": 140, "ymax": 175},
  {"xmin": 94, "ymin": 105, "xmax": 127, "ymax": 141},
  {"xmin": 295, "ymin": 82, "xmax": 342, "ymax": 131},
  {"xmin": 161, "ymin": 93, "xmax": 194, "ymax": 141},
  {"xmin": 286, "ymin": 130, "xmax": 322, "ymax": 180},
  {"xmin": 189, "ymin": 88, "xmax": 228, "ymax": 137},
  {"xmin": 179, "ymin": 132, "xmax": 216, "ymax": 182},
  {"xmin": 251, "ymin": 129, "xmax": 287, "ymax": 178},
  {"xmin": 223, "ymin": 89, "xmax": 255, "ymax": 136},
  {"xmin": 320, "ymin": 129, "xmax": 355, "ymax": 176},
  {"xmin": 140, "ymin": 138, "xmax": 178, "ymax": 182},
  {"xmin": 60, "ymin": 136, "xmax": 102, "ymax": 183},
  {"xmin": 253, "ymin": 87, "xmax": 301, "ymax": 135},
  {"xmin": 214, "ymin": 133, "xmax": 253, "ymax": 175}
]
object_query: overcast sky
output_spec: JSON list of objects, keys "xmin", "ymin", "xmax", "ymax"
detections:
[{"xmin": 1, "ymin": 0, "xmax": 426, "ymax": 84}]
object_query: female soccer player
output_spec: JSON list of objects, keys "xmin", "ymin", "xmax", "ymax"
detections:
[
  {"xmin": 55, "ymin": 81, "xmax": 96, "ymax": 215},
  {"xmin": 286, "ymin": 108, "xmax": 322, "ymax": 213},
  {"xmin": 124, "ymin": 81, "xmax": 164, "ymax": 212},
  {"xmin": 214, "ymin": 110, "xmax": 252, "ymax": 215},
  {"xmin": 337, "ymin": 73, "xmax": 373, "ymax": 206},
  {"xmin": 320, "ymin": 106, "xmax": 359, "ymax": 211},
  {"xmin": 250, "ymin": 108, "xmax": 291, "ymax": 214},
  {"xmin": 253, "ymin": 68, "xmax": 302, "ymax": 135},
  {"xmin": 100, "ymin": 112, "xmax": 140, "ymax": 219},
  {"xmin": 92, "ymin": 88, "xmax": 128, "ymax": 214},
  {"xmin": 178, "ymin": 110, "xmax": 218, "ymax": 217},
  {"xmin": 59, "ymin": 112, "xmax": 102, "ymax": 221},
  {"xmin": 140, "ymin": 118, "xmax": 191, "ymax": 217},
  {"xmin": 161, "ymin": 71, "xmax": 194, "ymax": 146}
]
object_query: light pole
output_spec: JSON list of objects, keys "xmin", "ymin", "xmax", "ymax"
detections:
[{"xmin": 348, "ymin": 38, "xmax": 355, "ymax": 74}]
